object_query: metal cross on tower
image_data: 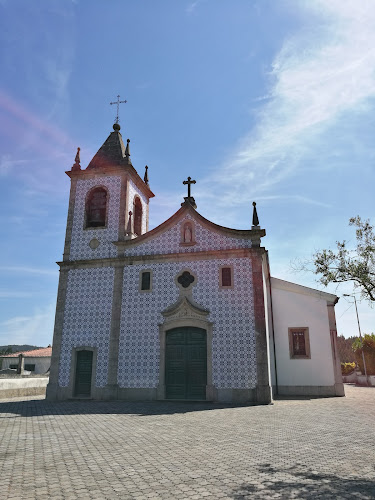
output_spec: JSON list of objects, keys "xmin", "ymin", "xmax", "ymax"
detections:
[
  {"xmin": 183, "ymin": 176, "xmax": 196, "ymax": 198},
  {"xmin": 110, "ymin": 95, "xmax": 127, "ymax": 124}
]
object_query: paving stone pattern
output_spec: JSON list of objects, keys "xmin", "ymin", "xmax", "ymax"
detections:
[{"xmin": 0, "ymin": 385, "xmax": 374, "ymax": 499}]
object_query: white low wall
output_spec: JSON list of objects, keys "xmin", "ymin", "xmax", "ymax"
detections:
[
  {"xmin": 342, "ymin": 372, "xmax": 357, "ymax": 383},
  {"xmin": 357, "ymin": 374, "xmax": 375, "ymax": 387},
  {"xmin": 0, "ymin": 377, "xmax": 48, "ymax": 399},
  {"xmin": 342, "ymin": 373, "xmax": 375, "ymax": 386}
]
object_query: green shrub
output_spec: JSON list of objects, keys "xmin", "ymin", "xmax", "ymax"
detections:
[
  {"xmin": 352, "ymin": 334, "xmax": 375, "ymax": 375},
  {"xmin": 341, "ymin": 362, "xmax": 356, "ymax": 375}
]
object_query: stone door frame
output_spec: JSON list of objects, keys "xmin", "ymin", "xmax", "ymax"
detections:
[
  {"xmin": 157, "ymin": 304, "xmax": 214, "ymax": 401},
  {"xmin": 69, "ymin": 346, "xmax": 98, "ymax": 399}
]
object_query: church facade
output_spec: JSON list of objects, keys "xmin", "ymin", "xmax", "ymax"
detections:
[{"xmin": 46, "ymin": 122, "xmax": 344, "ymax": 403}]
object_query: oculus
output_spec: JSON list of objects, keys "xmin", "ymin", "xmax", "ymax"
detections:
[{"xmin": 177, "ymin": 271, "xmax": 195, "ymax": 288}]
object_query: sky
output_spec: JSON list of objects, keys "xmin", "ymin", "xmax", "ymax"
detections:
[{"xmin": 0, "ymin": 0, "xmax": 374, "ymax": 347}]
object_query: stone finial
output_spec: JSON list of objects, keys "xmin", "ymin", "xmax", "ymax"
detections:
[
  {"xmin": 252, "ymin": 201, "xmax": 260, "ymax": 227},
  {"xmin": 124, "ymin": 138, "xmax": 132, "ymax": 165},
  {"xmin": 72, "ymin": 147, "xmax": 81, "ymax": 171},
  {"xmin": 124, "ymin": 210, "xmax": 135, "ymax": 239},
  {"xmin": 127, "ymin": 210, "xmax": 132, "ymax": 232},
  {"xmin": 144, "ymin": 165, "xmax": 149, "ymax": 185},
  {"xmin": 75, "ymin": 147, "xmax": 80, "ymax": 164},
  {"xmin": 125, "ymin": 139, "xmax": 131, "ymax": 158}
]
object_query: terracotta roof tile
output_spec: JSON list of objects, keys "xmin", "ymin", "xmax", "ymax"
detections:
[{"xmin": 0, "ymin": 347, "xmax": 52, "ymax": 358}]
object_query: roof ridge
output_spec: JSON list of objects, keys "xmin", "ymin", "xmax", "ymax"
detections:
[{"xmin": 0, "ymin": 346, "xmax": 52, "ymax": 358}]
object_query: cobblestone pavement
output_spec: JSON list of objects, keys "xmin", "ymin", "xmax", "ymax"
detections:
[{"xmin": 0, "ymin": 385, "xmax": 374, "ymax": 500}]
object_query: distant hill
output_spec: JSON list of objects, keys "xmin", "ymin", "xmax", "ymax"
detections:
[{"xmin": 0, "ymin": 345, "xmax": 41, "ymax": 354}]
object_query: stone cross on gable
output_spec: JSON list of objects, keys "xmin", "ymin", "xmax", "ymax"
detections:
[
  {"xmin": 183, "ymin": 176, "xmax": 196, "ymax": 198},
  {"xmin": 110, "ymin": 94, "xmax": 127, "ymax": 124}
]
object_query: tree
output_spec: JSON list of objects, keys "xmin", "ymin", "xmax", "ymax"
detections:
[
  {"xmin": 352, "ymin": 333, "xmax": 375, "ymax": 375},
  {"xmin": 336, "ymin": 335, "xmax": 356, "ymax": 363},
  {"xmin": 314, "ymin": 216, "xmax": 375, "ymax": 303}
]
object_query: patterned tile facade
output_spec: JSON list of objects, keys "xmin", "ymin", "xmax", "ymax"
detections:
[
  {"xmin": 69, "ymin": 176, "xmax": 121, "ymax": 260},
  {"xmin": 124, "ymin": 214, "xmax": 253, "ymax": 256},
  {"xmin": 128, "ymin": 179, "xmax": 148, "ymax": 235},
  {"xmin": 64, "ymin": 175, "xmax": 257, "ymax": 394},
  {"xmin": 58, "ymin": 267, "xmax": 115, "ymax": 387},
  {"xmin": 118, "ymin": 258, "xmax": 256, "ymax": 390}
]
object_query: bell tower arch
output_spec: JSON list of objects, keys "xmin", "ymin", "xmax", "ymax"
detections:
[{"xmin": 62, "ymin": 122, "xmax": 154, "ymax": 261}]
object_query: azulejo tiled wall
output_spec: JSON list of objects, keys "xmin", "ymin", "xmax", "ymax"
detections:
[
  {"xmin": 118, "ymin": 257, "xmax": 256, "ymax": 390},
  {"xmin": 58, "ymin": 267, "xmax": 115, "ymax": 388},
  {"xmin": 124, "ymin": 214, "xmax": 253, "ymax": 256},
  {"xmin": 128, "ymin": 179, "xmax": 148, "ymax": 235},
  {"xmin": 69, "ymin": 176, "xmax": 121, "ymax": 260}
]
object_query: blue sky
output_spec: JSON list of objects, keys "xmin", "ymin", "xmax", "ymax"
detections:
[{"xmin": 0, "ymin": 0, "xmax": 374, "ymax": 346}]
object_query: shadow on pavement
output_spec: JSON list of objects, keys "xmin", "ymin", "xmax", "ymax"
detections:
[
  {"xmin": 231, "ymin": 463, "xmax": 375, "ymax": 499},
  {"xmin": 0, "ymin": 397, "xmax": 256, "ymax": 418}
]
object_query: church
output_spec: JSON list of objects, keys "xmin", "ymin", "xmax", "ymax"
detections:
[{"xmin": 46, "ymin": 117, "xmax": 344, "ymax": 404}]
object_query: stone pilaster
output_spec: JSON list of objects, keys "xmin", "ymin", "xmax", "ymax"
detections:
[
  {"xmin": 17, "ymin": 354, "xmax": 24, "ymax": 375},
  {"xmin": 251, "ymin": 250, "xmax": 272, "ymax": 404},
  {"xmin": 105, "ymin": 264, "xmax": 125, "ymax": 399},
  {"xmin": 63, "ymin": 177, "xmax": 78, "ymax": 261},
  {"xmin": 46, "ymin": 268, "xmax": 69, "ymax": 400}
]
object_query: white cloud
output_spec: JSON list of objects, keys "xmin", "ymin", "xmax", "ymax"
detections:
[
  {"xmin": 0, "ymin": 291, "xmax": 33, "ymax": 298},
  {"xmin": 252, "ymin": 194, "xmax": 331, "ymax": 209},
  {"xmin": 0, "ymin": 303, "xmax": 55, "ymax": 346},
  {"xmin": 0, "ymin": 266, "xmax": 57, "ymax": 277},
  {"xmin": 0, "ymin": 155, "xmax": 28, "ymax": 177},
  {"xmin": 205, "ymin": 0, "xmax": 375, "ymax": 205},
  {"xmin": 186, "ymin": 0, "xmax": 207, "ymax": 15}
]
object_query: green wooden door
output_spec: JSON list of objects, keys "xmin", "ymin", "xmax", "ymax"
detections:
[
  {"xmin": 74, "ymin": 350, "xmax": 93, "ymax": 397},
  {"xmin": 165, "ymin": 327, "xmax": 207, "ymax": 400}
]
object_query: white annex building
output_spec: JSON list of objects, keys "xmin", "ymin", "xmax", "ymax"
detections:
[{"xmin": 46, "ymin": 120, "xmax": 344, "ymax": 403}]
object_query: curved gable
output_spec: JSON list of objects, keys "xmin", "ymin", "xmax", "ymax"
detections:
[{"xmin": 116, "ymin": 203, "xmax": 265, "ymax": 257}]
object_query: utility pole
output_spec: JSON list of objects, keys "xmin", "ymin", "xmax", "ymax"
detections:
[{"xmin": 344, "ymin": 294, "xmax": 368, "ymax": 386}]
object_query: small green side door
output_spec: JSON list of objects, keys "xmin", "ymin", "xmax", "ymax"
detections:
[
  {"xmin": 166, "ymin": 327, "xmax": 207, "ymax": 400},
  {"xmin": 74, "ymin": 350, "xmax": 93, "ymax": 397}
]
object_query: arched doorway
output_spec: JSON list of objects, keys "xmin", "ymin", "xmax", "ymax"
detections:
[{"xmin": 165, "ymin": 327, "xmax": 207, "ymax": 400}]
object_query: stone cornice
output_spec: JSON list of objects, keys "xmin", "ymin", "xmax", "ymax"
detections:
[
  {"xmin": 270, "ymin": 277, "xmax": 339, "ymax": 304},
  {"xmin": 57, "ymin": 246, "xmax": 266, "ymax": 270},
  {"xmin": 65, "ymin": 166, "xmax": 155, "ymax": 199},
  {"xmin": 113, "ymin": 202, "xmax": 266, "ymax": 250}
]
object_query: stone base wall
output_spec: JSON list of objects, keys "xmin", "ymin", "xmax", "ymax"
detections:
[
  {"xmin": 0, "ymin": 377, "xmax": 49, "ymax": 399},
  {"xmin": 276, "ymin": 384, "xmax": 345, "ymax": 397},
  {"xmin": 47, "ymin": 384, "xmax": 270, "ymax": 404}
]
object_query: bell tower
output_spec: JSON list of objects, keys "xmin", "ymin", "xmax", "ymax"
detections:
[{"xmin": 63, "ymin": 122, "xmax": 154, "ymax": 262}]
